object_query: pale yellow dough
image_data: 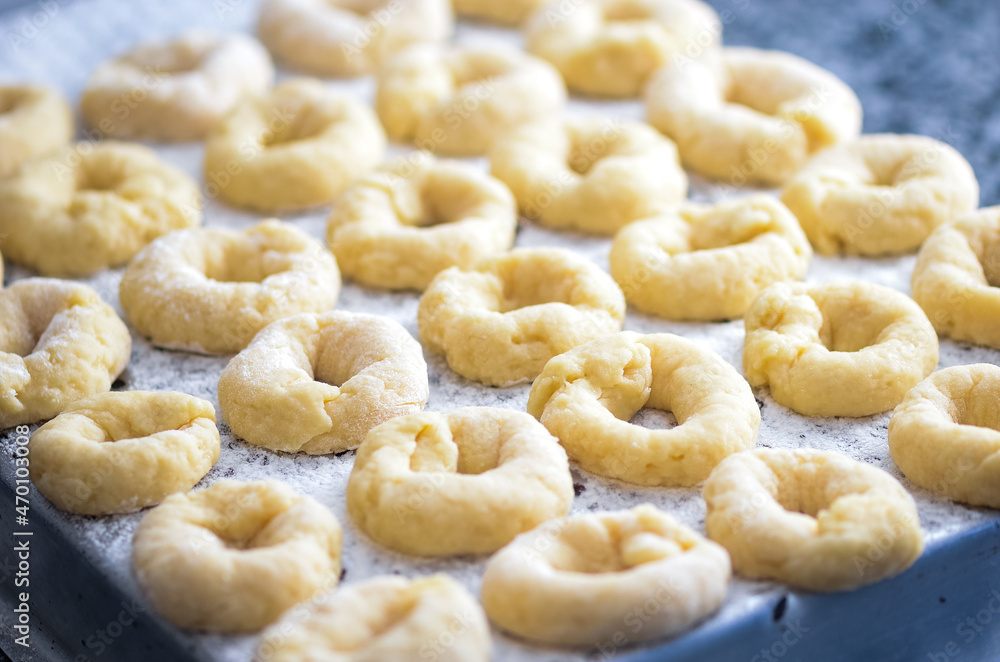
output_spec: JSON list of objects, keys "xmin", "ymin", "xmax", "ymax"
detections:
[
  {"xmin": 132, "ymin": 479, "xmax": 342, "ymax": 632},
  {"xmin": 327, "ymin": 155, "xmax": 516, "ymax": 290},
  {"xmin": 29, "ymin": 391, "xmax": 219, "ymax": 515},
  {"xmin": 646, "ymin": 47, "xmax": 862, "ymax": 185},
  {"xmin": 119, "ymin": 220, "xmax": 340, "ymax": 355},
  {"xmin": 0, "ymin": 84, "xmax": 73, "ymax": 177},
  {"xmin": 528, "ymin": 332, "xmax": 759, "ymax": 486},
  {"xmin": 911, "ymin": 207, "xmax": 1000, "ymax": 348},
  {"xmin": 743, "ymin": 282, "xmax": 939, "ymax": 418},
  {"xmin": 1, "ymin": 279, "xmax": 131, "ymax": 428},
  {"xmin": 703, "ymin": 449, "xmax": 924, "ymax": 591},
  {"xmin": 609, "ymin": 195, "xmax": 811, "ymax": 320},
  {"xmin": 258, "ymin": 0, "xmax": 453, "ymax": 77},
  {"xmin": 490, "ymin": 116, "xmax": 687, "ymax": 235},
  {"xmin": 889, "ymin": 364, "xmax": 1000, "ymax": 509},
  {"xmin": 376, "ymin": 44, "xmax": 566, "ymax": 156},
  {"xmin": 81, "ymin": 30, "xmax": 274, "ymax": 142},
  {"xmin": 218, "ymin": 311, "xmax": 428, "ymax": 455},
  {"xmin": 257, "ymin": 574, "xmax": 491, "ymax": 662},
  {"xmin": 418, "ymin": 248, "xmax": 626, "ymax": 386},
  {"xmin": 454, "ymin": 0, "xmax": 545, "ymax": 25},
  {"xmin": 204, "ymin": 78, "xmax": 386, "ymax": 211},
  {"xmin": 781, "ymin": 134, "xmax": 979, "ymax": 255},
  {"xmin": 347, "ymin": 407, "xmax": 573, "ymax": 556},
  {"xmin": 0, "ymin": 141, "xmax": 202, "ymax": 277},
  {"xmin": 526, "ymin": 0, "xmax": 720, "ymax": 98},
  {"xmin": 481, "ymin": 504, "xmax": 730, "ymax": 645}
]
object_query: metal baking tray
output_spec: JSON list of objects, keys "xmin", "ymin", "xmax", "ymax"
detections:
[{"xmin": 2, "ymin": 0, "xmax": 999, "ymax": 660}]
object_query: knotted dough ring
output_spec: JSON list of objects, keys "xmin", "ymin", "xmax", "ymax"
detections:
[
  {"xmin": 526, "ymin": 0, "xmax": 720, "ymax": 98},
  {"xmin": 257, "ymin": 0, "xmax": 453, "ymax": 77},
  {"xmin": 889, "ymin": 364, "xmax": 1000, "ymax": 509},
  {"xmin": 204, "ymin": 78, "xmax": 386, "ymax": 211},
  {"xmin": 418, "ymin": 248, "xmax": 626, "ymax": 386},
  {"xmin": 646, "ymin": 47, "xmax": 862, "ymax": 185},
  {"xmin": 81, "ymin": 30, "xmax": 274, "ymax": 142},
  {"xmin": 132, "ymin": 479, "xmax": 342, "ymax": 632},
  {"xmin": 376, "ymin": 44, "xmax": 566, "ymax": 156},
  {"xmin": 0, "ymin": 84, "xmax": 73, "ymax": 177},
  {"xmin": 911, "ymin": 207, "xmax": 1000, "ymax": 348},
  {"xmin": 258, "ymin": 575, "xmax": 491, "ymax": 662},
  {"xmin": 743, "ymin": 282, "xmax": 939, "ymax": 418},
  {"xmin": 703, "ymin": 449, "xmax": 924, "ymax": 592},
  {"xmin": 454, "ymin": 0, "xmax": 545, "ymax": 25},
  {"xmin": 609, "ymin": 195, "xmax": 811, "ymax": 320},
  {"xmin": 781, "ymin": 134, "xmax": 980, "ymax": 255},
  {"xmin": 119, "ymin": 220, "xmax": 340, "ymax": 355},
  {"xmin": 489, "ymin": 116, "xmax": 687, "ymax": 235},
  {"xmin": 28, "ymin": 391, "xmax": 220, "ymax": 515},
  {"xmin": 327, "ymin": 155, "xmax": 516, "ymax": 290},
  {"xmin": 218, "ymin": 311, "xmax": 429, "ymax": 455},
  {"xmin": 481, "ymin": 504, "xmax": 731, "ymax": 645},
  {"xmin": 1, "ymin": 279, "xmax": 131, "ymax": 428},
  {"xmin": 528, "ymin": 332, "xmax": 760, "ymax": 486},
  {"xmin": 0, "ymin": 141, "xmax": 202, "ymax": 277},
  {"xmin": 347, "ymin": 407, "xmax": 574, "ymax": 556}
]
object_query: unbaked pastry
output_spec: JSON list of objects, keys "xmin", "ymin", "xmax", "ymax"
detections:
[
  {"xmin": 0, "ymin": 141, "xmax": 201, "ymax": 276},
  {"xmin": 218, "ymin": 311, "xmax": 428, "ymax": 454},
  {"xmin": 418, "ymin": 248, "xmax": 626, "ymax": 385},
  {"xmin": 609, "ymin": 195, "xmax": 811, "ymax": 320},
  {"xmin": 528, "ymin": 332, "xmax": 760, "ymax": 486},
  {"xmin": 481, "ymin": 504, "xmax": 730, "ymax": 644},
  {"xmin": 743, "ymin": 282, "xmax": 938, "ymax": 417},
  {"xmin": 0, "ymin": 279, "xmax": 131, "ymax": 428},
  {"xmin": 347, "ymin": 407, "xmax": 573, "ymax": 555},
  {"xmin": 703, "ymin": 448, "xmax": 924, "ymax": 591},
  {"xmin": 781, "ymin": 134, "xmax": 979, "ymax": 255},
  {"xmin": 81, "ymin": 30, "xmax": 274, "ymax": 142},
  {"xmin": 327, "ymin": 155, "xmax": 516, "ymax": 290},
  {"xmin": 119, "ymin": 220, "xmax": 341, "ymax": 355},
  {"xmin": 204, "ymin": 78, "xmax": 386, "ymax": 211},
  {"xmin": 29, "ymin": 391, "xmax": 219, "ymax": 515},
  {"xmin": 132, "ymin": 479, "xmax": 342, "ymax": 632}
]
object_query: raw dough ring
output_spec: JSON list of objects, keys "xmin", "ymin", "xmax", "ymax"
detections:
[
  {"xmin": 0, "ymin": 84, "xmax": 73, "ymax": 177},
  {"xmin": 889, "ymin": 364, "xmax": 1000, "ymax": 509},
  {"xmin": 119, "ymin": 219, "xmax": 341, "ymax": 355},
  {"xmin": 609, "ymin": 195, "xmax": 812, "ymax": 320},
  {"xmin": 528, "ymin": 331, "xmax": 760, "ymax": 486},
  {"xmin": 911, "ymin": 207, "xmax": 1000, "ymax": 348},
  {"xmin": 0, "ymin": 141, "xmax": 202, "ymax": 277},
  {"xmin": 703, "ymin": 448, "xmax": 924, "ymax": 591},
  {"xmin": 454, "ymin": 0, "xmax": 545, "ymax": 25},
  {"xmin": 489, "ymin": 116, "xmax": 687, "ymax": 235},
  {"xmin": 481, "ymin": 504, "xmax": 730, "ymax": 645},
  {"xmin": 0, "ymin": 279, "xmax": 131, "ymax": 428},
  {"xmin": 327, "ymin": 155, "xmax": 517, "ymax": 290},
  {"xmin": 132, "ymin": 479, "xmax": 342, "ymax": 632},
  {"xmin": 346, "ymin": 407, "xmax": 573, "ymax": 556},
  {"xmin": 258, "ymin": 575, "xmax": 491, "ymax": 662},
  {"xmin": 81, "ymin": 30, "xmax": 274, "ymax": 142},
  {"xmin": 376, "ymin": 44, "xmax": 566, "ymax": 156},
  {"xmin": 204, "ymin": 78, "xmax": 386, "ymax": 212},
  {"xmin": 743, "ymin": 282, "xmax": 939, "ymax": 418},
  {"xmin": 646, "ymin": 47, "xmax": 862, "ymax": 185},
  {"xmin": 526, "ymin": 0, "xmax": 721, "ymax": 98},
  {"xmin": 257, "ymin": 0, "xmax": 453, "ymax": 77},
  {"xmin": 28, "ymin": 391, "xmax": 220, "ymax": 515},
  {"xmin": 418, "ymin": 248, "xmax": 626, "ymax": 386},
  {"xmin": 781, "ymin": 134, "xmax": 980, "ymax": 255},
  {"xmin": 218, "ymin": 311, "xmax": 429, "ymax": 455}
]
